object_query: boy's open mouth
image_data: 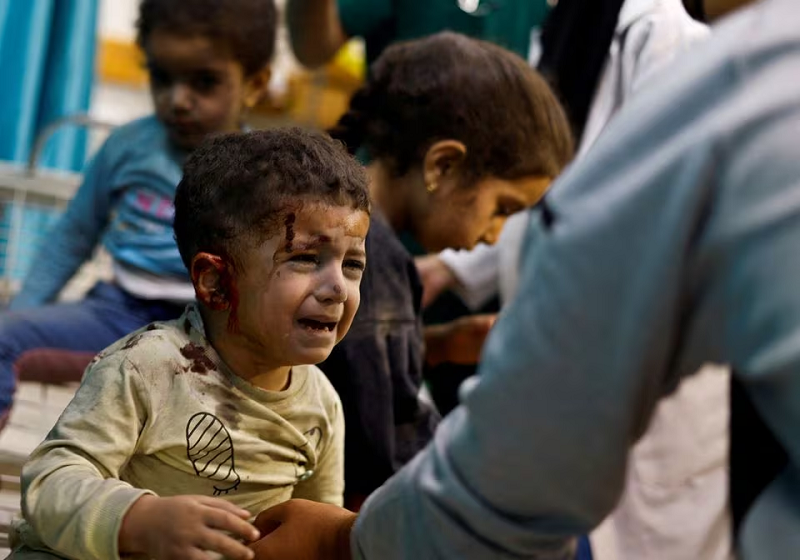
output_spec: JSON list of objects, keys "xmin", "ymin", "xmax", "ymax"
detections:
[{"xmin": 298, "ymin": 318, "xmax": 337, "ymax": 332}]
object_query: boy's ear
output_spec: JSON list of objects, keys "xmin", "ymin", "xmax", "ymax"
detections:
[
  {"xmin": 191, "ymin": 252, "xmax": 229, "ymax": 310},
  {"xmin": 243, "ymin": 67, "xmax": 272, "ymax": 110}
]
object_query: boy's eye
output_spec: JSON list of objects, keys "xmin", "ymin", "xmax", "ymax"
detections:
[
  {"xmin": 148, "ymin": 67, "xmax": 172, "ymax": 87},
  {"xmin": 344, "ymin": 260, "xmax": 366, "ymax": 272},
  {"xmin": 191, "ymin": 72, "xmax": 222, "ymax": 93},
  {"xmin": 290, "ymin": 254, "xmax": 318, "ymax": 265}
]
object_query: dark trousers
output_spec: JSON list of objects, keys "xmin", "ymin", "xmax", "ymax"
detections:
[{"xmin": 0, "ymin": 282, "xmax": 184, "ymax": 425}]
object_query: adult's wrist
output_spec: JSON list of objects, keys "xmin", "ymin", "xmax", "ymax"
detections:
[{"xmin": 333, "ymin": 512, "xmax": 357, "ymax": 560}]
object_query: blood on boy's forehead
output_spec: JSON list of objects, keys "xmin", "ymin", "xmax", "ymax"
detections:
[
  {"xmin": 272, "ymin": 202, "xmax": 369, "ymax": 253},
  {"xmin": 283, "ymin": 234, "xmax": 336, "ymax": 254},
  {"xmin": 284, "ymin": 212, "xmax": 296, "ymax": 253}
]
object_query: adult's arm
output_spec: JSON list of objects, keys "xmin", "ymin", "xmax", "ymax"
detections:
[
  {"xmin": 286, "ymin": 0, "xmax": 392, "ymax": 68},
  {"xmin": 252, "ymin": 4, "xmax": 799, "ymax": 559},
  {"xmin": 286, "ymin": 0, "xmax": 349, "ymax": 68}
]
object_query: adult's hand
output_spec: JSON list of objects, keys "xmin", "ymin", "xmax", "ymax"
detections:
[{"xmin": 250, "ymin": 499, "xmax": 357, "ymax": 560}]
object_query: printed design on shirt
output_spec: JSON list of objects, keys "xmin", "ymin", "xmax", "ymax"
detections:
[
  {"xmin": 293, "ymin": 427, "xmax": 323, "ymax": 480},
  {"xmin": 304, "ymin": 427, "xmax": 323, "ymax": 452},
  {"xmin": 134, "ymin": 189, "xmax": 175, "ymax": 219},
  {"xmin": 186, "ymin": 412, "xmax": 241, "ymax": 495},
  {"xmin": 111, "ymin": 188, "xmax": 175, "ymax": 235}
]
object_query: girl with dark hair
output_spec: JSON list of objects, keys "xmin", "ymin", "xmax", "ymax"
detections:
[{"xmin": 317, "ymin": 31, "xmax": 573, "ymax": 510}]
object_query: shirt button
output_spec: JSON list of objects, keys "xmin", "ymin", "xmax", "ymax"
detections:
[{"xmin": 298, "ymin": 469, "xmax": 314, "ymax": 481}]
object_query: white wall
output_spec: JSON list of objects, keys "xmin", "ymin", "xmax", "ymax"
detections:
[
  {"xmin": 98, "ymin": 0, "xmax": 139, "ymax": 41},
  {"xmin": 91, "ymin": 0, "xmax": 152, "ymax": 133}
]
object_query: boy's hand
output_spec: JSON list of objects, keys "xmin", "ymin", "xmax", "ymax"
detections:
[
  {"xmin": 119, "ymin": 494, "xmax": 260, "ymax": 560},
  {"xmin": 415, "ymin": 255, "xmax": 457, "ymax": 309},
  {"xmin": 425, "ymin": 314, "xmax": 497, "ymax": 367},
  {"xmin": 250, "ymin": 499, "xmax": 356, "ymax": 560}
]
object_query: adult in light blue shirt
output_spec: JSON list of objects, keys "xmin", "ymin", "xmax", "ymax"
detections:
[{"xmin": 250, "ymin": 0, "xmax": 800, "ymax": 558}]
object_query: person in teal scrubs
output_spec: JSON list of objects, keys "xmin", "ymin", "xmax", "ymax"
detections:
[{"xmin": 287, "ymin": 0, "xmax": 551, "ymax": 67}]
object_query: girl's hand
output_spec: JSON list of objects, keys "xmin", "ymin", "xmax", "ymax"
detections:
[
  {"xmin": 425, "ymin": 314, "xmax": 497, "ymax": 367},
  {"xmin": 119, "ymin": 494, "xmax": 260, "ymax": 560}
]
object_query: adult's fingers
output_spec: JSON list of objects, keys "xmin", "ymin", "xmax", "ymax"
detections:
[{"xmin": 252, "ymin": 501, "xmax": 291, "ymax": 532}]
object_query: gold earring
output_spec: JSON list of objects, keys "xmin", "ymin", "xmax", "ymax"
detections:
[{"xmin": 426, "ymin": 181, "xmax": 438, "ymax": 193}]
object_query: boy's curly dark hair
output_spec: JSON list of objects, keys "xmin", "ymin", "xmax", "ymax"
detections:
[
  {"xmin": 174, "ymin": 128, "xmax": 370, "ymax": 269},
  {"xmin": 330, "ymin": 31, "xmax": 574, "ymax": 182},
  {"xmin": 136, "ymin": 0, "xmax": 277, "ymax": 75}
]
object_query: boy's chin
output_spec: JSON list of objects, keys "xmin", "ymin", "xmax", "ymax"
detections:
[
  {"xmin": 167, "ymin": 129, "xmax": 207, "ymax": 151},
  {"xmin": 289, "ymin": 346, "xmax": 335, "ymax": 366}
]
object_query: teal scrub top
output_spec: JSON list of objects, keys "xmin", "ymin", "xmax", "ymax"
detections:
[{"xmin": 338, "ymin": 0, "xmax": 551, "ymax": 63}]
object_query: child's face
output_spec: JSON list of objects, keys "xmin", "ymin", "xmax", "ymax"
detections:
[
  {"xmin": 228, "ymin": 203, "xmax": 369, "ymax": 367},
  {"xmin": 144, "ymin": 30, "xmax": 269, "ymax": 150},
  {"xmin": 421, "ymin": 174, "xmax": 551, "ymax": 252}
]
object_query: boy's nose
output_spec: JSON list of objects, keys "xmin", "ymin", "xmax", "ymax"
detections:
[
  {"xmin": 315, "ymin": 268, "xmax": 348, "ymax": 303},
  {"xmin": 169, "ymin": 84, "xmax": 193, "ymax": 112},
  {"xmin": 316, "ymin": 282, "xmax": 347, "ymax": 304}
]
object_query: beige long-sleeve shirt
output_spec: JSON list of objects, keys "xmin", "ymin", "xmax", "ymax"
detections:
[{"xmin": 11, "ymin": 304, "xmax": 344, "ymax": 560}]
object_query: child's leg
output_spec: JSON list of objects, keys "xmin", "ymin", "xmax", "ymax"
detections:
[{"xmin": 0, "ymin": 281, "xmax": 184, "ymax": 426}]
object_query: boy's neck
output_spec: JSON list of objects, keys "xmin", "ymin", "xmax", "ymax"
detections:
[{"xmin": 198, "ymin": 306, "xmax": 292, "ymax": 391}]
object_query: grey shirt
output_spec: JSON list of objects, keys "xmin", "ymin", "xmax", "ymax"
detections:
[{"xmin": 352, "ymin": 0, "xmax": 800, "ymax": 557}]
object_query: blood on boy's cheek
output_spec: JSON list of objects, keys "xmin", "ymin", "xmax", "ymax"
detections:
[{"xmin": 220, "ymin": 265, "xmax": 240, "ymax": 334}]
